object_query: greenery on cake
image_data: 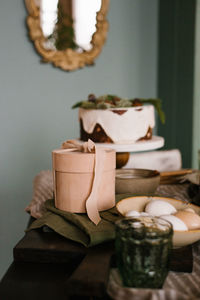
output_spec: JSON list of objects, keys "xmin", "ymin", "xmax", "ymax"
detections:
[{"xmin": 72, "ymin": 94, "xmax": 165, "ymax": 124}]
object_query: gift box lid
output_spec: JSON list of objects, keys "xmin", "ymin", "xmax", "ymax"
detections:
[{"xmin": 52, "ymin": 148, "xmax": 116, "ymax": 173}]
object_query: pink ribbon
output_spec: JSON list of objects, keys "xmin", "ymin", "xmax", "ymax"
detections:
[{"xmin": 62, "ymin": 139, "xmax": 105, "ymax": 225}]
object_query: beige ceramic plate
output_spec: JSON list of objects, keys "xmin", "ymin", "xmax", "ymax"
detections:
[{"xmin": 116, "ymin": 196, "xmax": 200, "ymax": 248}]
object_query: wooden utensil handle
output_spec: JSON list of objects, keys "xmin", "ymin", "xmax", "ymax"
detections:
[{"xmin": 161, "ymin": 169, "xmax": 193, "ymax": 177}]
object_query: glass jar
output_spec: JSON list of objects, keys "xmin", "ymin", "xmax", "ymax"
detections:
[{"xmin": 115, "ymin": 216, "xmax": 173, "ymax": 288}]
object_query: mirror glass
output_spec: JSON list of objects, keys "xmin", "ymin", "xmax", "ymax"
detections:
[
  {"xmin": 25, "ymin": 0, "xmax": 109, "ymax": 71},
  {"xmin": 40, "ymin": 0, "xmax": 102, "ymax": 52}
]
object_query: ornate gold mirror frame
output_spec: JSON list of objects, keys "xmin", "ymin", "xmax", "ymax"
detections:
[{"xmin": 25, "ymin": 0, "xmax": 109, "ymax": 71}]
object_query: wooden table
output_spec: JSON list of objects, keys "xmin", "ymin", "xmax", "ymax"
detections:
[{"xmin": 0, "ymin": 225, "xmax": 193, "ymax": 300}]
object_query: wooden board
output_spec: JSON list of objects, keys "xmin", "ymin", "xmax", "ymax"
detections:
[{"xmin": 13, "ymin": 229, "xmax": 193, "ymax": 298}]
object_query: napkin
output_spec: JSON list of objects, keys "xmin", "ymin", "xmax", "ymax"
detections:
[{"xmin": 27, "ymin": 194, "xmax": 127, "ymax": 247}]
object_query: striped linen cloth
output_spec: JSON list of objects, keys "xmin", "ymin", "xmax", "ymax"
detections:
[{"xmin": 107, "ymin": 242, "xmax": 200, "ymax": 300}]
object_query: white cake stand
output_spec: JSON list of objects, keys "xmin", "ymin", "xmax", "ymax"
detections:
[
  {"xmin": 94, "ymin": 136, "xmax": 164, "ymax": 152},
  {"xmin": 77, "ymin": 136, "xmax": 164, "ymax": 168},
  {"xmin": 95, "ymin": 136, "xmax": 164, "ymax": 168}
]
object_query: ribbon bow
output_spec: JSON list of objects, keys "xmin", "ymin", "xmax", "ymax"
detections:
[{"xmin": 61, "ymin": 139, "xmax": 105, "ymax": 225}]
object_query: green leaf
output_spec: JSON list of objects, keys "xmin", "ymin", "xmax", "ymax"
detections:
[
  {"xmin": 71, "ymin": 101, "xmax": 84, "ymax": 109},
  {"xmin": 116, "ymin": 99, "xmax": 132, "ymax": 107},
  {"xmin": 81, "ymin": 101, "xmax": 96, "ymax": 109},
  {"xmin": 106, "ymin": 94, "xmax": 120, "ymax": 101},
  {"xmin": 97, "ymin": 102, "xmax": 114, "ymax": 109}
]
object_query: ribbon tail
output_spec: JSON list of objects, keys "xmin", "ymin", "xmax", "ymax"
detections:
[
  {"xmin": 59, "ymin": 138, "xmax": 104, "ymax": 225},
  {"xmin": 86, "ymin": 147, "xmax": 105, "ymax": 225}
]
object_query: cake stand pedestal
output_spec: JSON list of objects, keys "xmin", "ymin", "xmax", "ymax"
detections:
[{"xmin": 94, "ymin": 136, "xmax": 165, "ymax": 168}]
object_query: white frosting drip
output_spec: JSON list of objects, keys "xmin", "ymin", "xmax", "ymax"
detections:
[{"xmin": 79, "ymin": 105, "xmax": 155, "ymax": 144}]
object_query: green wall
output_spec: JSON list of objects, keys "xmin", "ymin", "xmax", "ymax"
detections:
[
  {"xmin": 157, "ymin": 0, "xmax": 196, "ymax": 168},
  {"xmin": 0, "ymin": 0, "xmax": 158, "ymax": 279}
]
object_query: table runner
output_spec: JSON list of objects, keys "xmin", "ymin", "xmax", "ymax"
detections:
[{"xmin": 25, "ymin": 170, "xmax": 200, "ymax": 300}]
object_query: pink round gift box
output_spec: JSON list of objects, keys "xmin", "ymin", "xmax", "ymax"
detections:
[{"xmin": 52, "ymin": 148, "xmax": 116, "ymax": 213}]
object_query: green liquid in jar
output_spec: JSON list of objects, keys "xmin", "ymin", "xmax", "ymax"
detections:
[{"xmin": 115, "ymin": 216, "xmax": 173, "ymax": 288}]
